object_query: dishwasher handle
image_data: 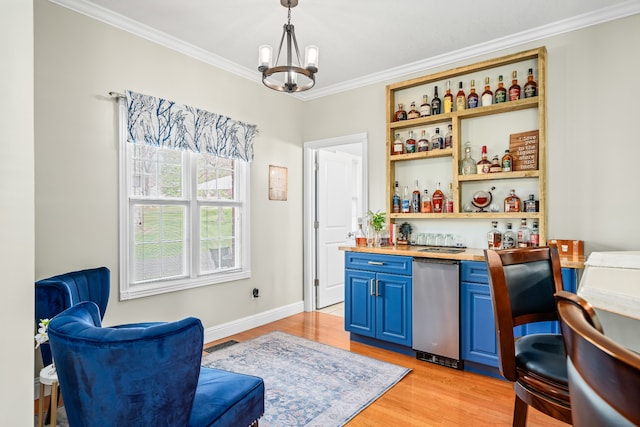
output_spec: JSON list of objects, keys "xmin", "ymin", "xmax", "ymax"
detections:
[{"xmin": 413, "ymin": 258, "xmax": 460, "ymax": 266}]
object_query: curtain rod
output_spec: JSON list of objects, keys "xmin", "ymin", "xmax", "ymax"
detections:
[{"xmin": 109, "ymin": 91, "xmax": 125, "ymax": 99}]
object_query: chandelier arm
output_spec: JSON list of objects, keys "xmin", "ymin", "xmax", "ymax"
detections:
[{"xmin": 289, "ymin": 25, "xmax": 304, "ymax": 67}]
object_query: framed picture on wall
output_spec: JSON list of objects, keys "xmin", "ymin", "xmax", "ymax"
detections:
[{"xmin": 269, "ymin": 165, "xmax": 288, "ymax": 201}]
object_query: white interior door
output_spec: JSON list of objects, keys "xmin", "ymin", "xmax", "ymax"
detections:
[{"xmin": 317, "ymin": 150, "xmax": 353, "ymax": 308}]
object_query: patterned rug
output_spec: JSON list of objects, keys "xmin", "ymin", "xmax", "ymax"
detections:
[{"xmin": 202, "ymin": 331, "xmax": 411, "ymax": 426}]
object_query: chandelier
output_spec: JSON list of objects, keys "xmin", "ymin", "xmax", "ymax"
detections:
[{"xmin": 258, "ymin": 0, "xmax": 318, "ymax": 93}]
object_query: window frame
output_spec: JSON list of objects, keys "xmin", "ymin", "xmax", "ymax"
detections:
[{"xmin": 118, "ymin": 100, "xmax": 251, "ymax": 300}]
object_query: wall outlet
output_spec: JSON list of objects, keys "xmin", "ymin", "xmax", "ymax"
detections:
[{"xmin": 252, "ymin": 288, "xmax": 260, "ymax": 299}]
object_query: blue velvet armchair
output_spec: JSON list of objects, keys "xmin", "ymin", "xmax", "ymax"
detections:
[
  {"xmin": 48, "ymin": 301, "xmax": 264, "ymax": 427},
  {"xmin": 35, "ymin": 266, "xmax": 110, "ymax": 366}
]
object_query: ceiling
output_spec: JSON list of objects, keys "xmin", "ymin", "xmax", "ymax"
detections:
[{"xmin": 53, "ymin": 0, "xmax": 637, "ymax": 99}]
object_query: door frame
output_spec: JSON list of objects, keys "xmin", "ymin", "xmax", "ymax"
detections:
[{"xmin": 303, "ymin": 133, "xmax": 368, "ymax": 312}]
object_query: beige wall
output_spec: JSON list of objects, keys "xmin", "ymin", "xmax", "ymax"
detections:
[
  {"xmin": 304, "ymin": 14, "xmax": 640, "ymax": 253},
  {"xmin": 1, "ymin": 1, "xmax": 35, "ymax": 424},
  {"xmin": 34, "ymin": 0, "xmax": 304, "ymax": 332}
]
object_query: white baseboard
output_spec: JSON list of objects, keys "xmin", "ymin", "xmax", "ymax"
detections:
[{"xmin": 203, "ymin": 301, "xmax": 304, "ymax": 345}]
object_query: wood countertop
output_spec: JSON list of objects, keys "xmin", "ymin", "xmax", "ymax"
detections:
[{"xmin": 339, "ymin": 245, "xmax": 585, "ymax": 269}]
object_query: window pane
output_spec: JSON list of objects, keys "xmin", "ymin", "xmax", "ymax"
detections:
[
  {"xmin": 197, "ymin": 154, "xmax": 235, "ymax": 201},
  {"xmin": 133, "ymin": 204, "xmax": 186, "ymax": 282},
  {"xmin": 130, "ymin": 145, "xmax": 182, "ymax": 198},
  {"xmin": 200, "ymin": 206, "xmax": 237, "ymax": 272}
]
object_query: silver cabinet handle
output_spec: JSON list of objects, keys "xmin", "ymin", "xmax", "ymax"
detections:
[
  {"xmin": 370, "ymin": 279, "xmax": 375, "ymax": 296},
  {"xmin": 367, "ymin": 261, "xmax": 384, "ymax": 265}
]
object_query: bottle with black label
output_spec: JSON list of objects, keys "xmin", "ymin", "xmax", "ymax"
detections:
[
  {"xmin": 411, "ymin": 180, "xmax": 421, "ymax": 213},
  {"xmin": 502, "ymin": 223, "xmax": 517, "ymax": 248},
  {"xmin": 431, "ymin": 86, "xmax": 441, "ymax": 115}
]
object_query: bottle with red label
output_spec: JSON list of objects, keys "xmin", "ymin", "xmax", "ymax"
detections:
[
  {"xmin": 445, "ymin": 182, "xmax": 454, "ymax": 213},
  {"xmin": 432, "ymin": 182, "xmax": 445, "ymax": 213},
  {"xmin": 530, "ymin": 221, "xmax": 540, "ymax": 247},
  {"xmin": 508, "ymin": 71, "xmax": 521, "ymax": 101}
]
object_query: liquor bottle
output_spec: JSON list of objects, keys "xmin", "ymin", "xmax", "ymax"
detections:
[
  {"xmin": 467, "ymin": 79, "xmax": 479, "ymax": 109},
  {"xmin": 392, "ymin": 181, "xmax": 401, "ymax": 213},
  {"xmin": 495, "ymin": 75, "xmax": 507, "ymax": 103},
  {"xmin": 504, "ymin": 189, "xmax": 522, "ymax": 212},
  {"xmin": 407, "ymin": 101, "xmax": 420, "ymax": 119},
  {"xmin": 430, "ymin": 128, "xmax": 444, "ymax": 150},
  {"xmin": 501, "ymin": 149, "xmax": 513, "ymax": 172},
  {"xmin": 443, "ymin": 80, "xmax": 454, "ymax": 113},
  {"xmin": 508, "ymin": 71, "xmax": 521, "ymax": 101},
  {"xmin": 460, "ymin": 143, "xmax": 477, "ymax": 175},
  {"xmin": 524, "ymin": 194, "xmax": 538, "ymax": 212},
  {"xmin": 432, "ymin": 182, "xmax": 444, "ymax": 213},
  {"xmin": 530, "ymin": 221, "xmax": 540, "ymax": 247},
  {"xmin": 417, "ymin": 130, "xmax": 430, "ymax": 152},
  {"xmin": 517, "ymin": 218, "xmax": 531, "ymax": 247},
  {"xmin": 395, "ymin": 103, "xmax": 407, "ymax": 121},
  {"xmin": 405, "ymin": 130, "xmax": 416, "ymax": 153},
  {"xmin": 487, "ymin": 221, "xmax": 502, "ymax": 249},
  {"xmin": 444, "ymin": 124, "xmax": 453, "ymax": 149},
  {"xmin": 419, "ymin": 95, "xmax": 431, "ymax": 117},
  {"xmin": 355, "ymin": 217, "xmax": 366, "ymax": 247},
  {"xmin": 445, "ymin": 182, "xmax": 454, "ymax": 213},
  {"xmin": 401, "ymin": 185, "xmax": 410, "ymax": 213},
  {"xmin": 489, "ymin": 155, "xmax": 502, "ymax": 173},
  {"xmin": 456, "ymin": 81, "xmax": 466, "ymax": 111},
  {"xmin": 481, "ymin": 77, "xmax": 493, "ymax": 106},
  {"xmin": 431, "ymin": 86, "xmax": 441, "ymax": 115},
  {"xmin": 523, "ymin": 68, "xmax": 538, "ymax": 98},
  {"xmin": 411, "ymin": 180, "xmax": 421, "ymax": 213},
  {"xmin": 502, "ymin": 223, "xmax": 517, "ymax": 248},
  {"xmin": 476, "ymin": 145, "xmax": 491, "ymax": 174},
  {"xmin": 421, "ymin": 189, "xmax": 432, "ymax": 213},
  {"xmin": 392, "ymin": 132, "xmax": 404, "ymax": 155}
]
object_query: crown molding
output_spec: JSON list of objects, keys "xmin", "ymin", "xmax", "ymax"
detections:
[{"xmin": 49, "ymin": 0, "xmax": 640, "ymax": 101}]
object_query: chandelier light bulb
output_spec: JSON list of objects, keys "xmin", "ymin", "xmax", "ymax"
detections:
[
  {"xmin": 258, "ymin": 45, "xmax": 273, "ymax": 71},
  {"xmin": 304, "ymin": 46, "xmax": 319, "ymax": 71}
]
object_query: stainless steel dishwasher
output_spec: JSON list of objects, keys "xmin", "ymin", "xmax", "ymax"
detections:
[{"xmin": 412, "ymin": 258, "xmax": 462, "ymax": 369}]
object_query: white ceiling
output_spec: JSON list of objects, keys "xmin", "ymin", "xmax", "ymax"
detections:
[{"xmin": 52, "ymin": 0, "xmax": 638, "ymax": 99}]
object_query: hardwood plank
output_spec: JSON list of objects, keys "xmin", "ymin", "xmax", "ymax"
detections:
[{"xmin": 204, "ymin": 311, "xmax": 567, "ymax": 426}]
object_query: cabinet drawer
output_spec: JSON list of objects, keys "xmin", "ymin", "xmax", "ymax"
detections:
[
  {"xmin": 461, "ymin": 260, "xmax": 488, "ymax": 284},
  {"xmin": 345, "ymin": 252, "xmax": 412, "ymax": 276}
]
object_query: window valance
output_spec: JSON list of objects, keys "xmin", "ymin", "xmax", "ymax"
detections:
[{"xmin": 126, "ymin": 90, "xmax": 257, "ymax": 162}]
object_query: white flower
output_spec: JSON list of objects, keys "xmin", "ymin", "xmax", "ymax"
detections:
[{"xmin": 34, "ymin": 318, "xmax": 50, "ymax": 349}]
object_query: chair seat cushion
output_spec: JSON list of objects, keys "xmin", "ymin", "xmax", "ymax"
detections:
[
  {"xmin": 189, "ymin": 367, "xmax": 265, "ymax": 427},
  {"xmin": 515, "ymin": 333, "xmax": 568, "ymax": 385}
]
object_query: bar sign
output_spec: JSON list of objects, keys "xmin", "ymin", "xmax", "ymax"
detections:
[{"xmin": 509, "ymin": 130, "xmax": 539, "ymax": 171}]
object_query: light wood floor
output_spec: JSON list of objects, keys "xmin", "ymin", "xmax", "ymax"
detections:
[{"xmin": 204, "ymin": 311, "xmax": 568, "ymax": 426}]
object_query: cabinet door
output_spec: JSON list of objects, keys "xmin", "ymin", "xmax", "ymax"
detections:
[
  {"xmin": 461, "ymin": 282, "xmax": 499, "ymax": 367},
  {"xmin": 344, "ymin": 269, "xmax": 376, "ymax": 338},
  {"xmin": 376, "ymin": 272, "xmax": 412, "ymax": 347}
]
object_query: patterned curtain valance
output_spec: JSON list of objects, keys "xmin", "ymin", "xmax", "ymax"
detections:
[{"xmin": 126, "ymin": 90, "xmax": 257, "ymax": 162}]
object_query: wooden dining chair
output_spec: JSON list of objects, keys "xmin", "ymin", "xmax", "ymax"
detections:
[
  {"xmin": 555, "ymin": 290, "xmax": 640, "ymax": 426},
  {"xmin": 484, "ymin": 246, "xmax": 571, "ymax": 426}
]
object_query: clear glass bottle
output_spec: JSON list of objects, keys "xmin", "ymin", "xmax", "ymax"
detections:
[
  {"xmin": 524, "ymin": 194, "xmax": 538, "ymax": 212},
  {"xmin": 489, "ymin": 155, "xmax": 502, "ymax": 173},
  {"xmin": 530, "ymin": 221, "xmax": 540, "ymax": 247},
  {"xmin": 504, "ymin": 189, "xmax": 522, "ymax": 212},
  {"xmin": 421, "ymin": 189, "xmax": 432, "ymax": 213},
  {"xmin": 443, "ymin": 80, "xmax": 454, "ymax": 113},
  {"xmin": 502, "ymin": 222, "xmax": 517, "ymax": 248},
  {"xmin": 460, "ymin": 144, "xmax": 477, "ymax": 175},
  {"xmin": 417, "ymin": 130, "xmax": 430, "ymax": 152},
  {"xmin": 430, "ymin": 127, "xmax": 444, "ymax": 150},
  {"xmin": 395, "ymin": 103, "xmax": 407, "ymax": 121},
  {"xmin": 407, "ymin": 101, "xmax": 420, "ymax": 119},
  {"xmin": 508, "ymin": 70, "xmax": 521, "ymax": 101},
  {"xmin": 456, "ymin": 81, "xmax": 466, "ymax": 111},
  {"xmin": 392, "ymin": 181, "xmax": 401, "ymax": 213},
  {"xmin": 524, "ymin": 68, "xmax": 538, "ymax": 98},
  {"xmin": 481, "ymin": 76, "xmax": 493, "ymax": 106},
  {"xmin": 432, "ymin": 182, "xmax": 444, "ymax": 213},
  {"xmin": 401, "ymin": 185, "xmax": 410, "ymax": 213},
  {"xmin": 419, "ymin": 95, "xmax": 431, "ymax": 117},
  {"xmin": 476, "ymin": 145, "xmax": 491, "ymax": 174},
  {"xmin": 431, "ymin": 86, "xmax": 441, "ymax": 115},
  {"xmin": 467, "ymin": 79, "xmax": 479, "ymax": 108},
  {"xmin": 355, "ymin": 217, "xmax": 366, "ymax": 247},
  {"xmin": 444, "ymin": 124, "xmax": 453, "ymax": 149},
  {"xmin": 495, "ymin": 75, "xmax": 507, "ymax": 103},
  {"xmin": 392, "ymin": 132, "xmax": 404, "ymax": 155},
  {"xmin": 517, "ymin": 218, "xmax": 531, "ymax": 247},
  {"xmin": 411, "ymin": 180, "xmax": 421, "ymax": 213},
  {"xmin": 501, "ymin": 149, "xmax": 513, "ymax": 172},
  {"xmin": 445, "ymin": 182, "xmax": 454, "ymax": 213},
  {"xmin": 487, "ymin": 221, "xmax": 502, "ymax": 249},
  {"xmin": 405, "ymin": 130, "xmax": 416, "ymax": 153}
]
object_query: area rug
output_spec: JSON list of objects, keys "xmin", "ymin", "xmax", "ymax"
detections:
[{"xmin": 202, "ymin": 331, "xmax": 411, "ymax": 426}]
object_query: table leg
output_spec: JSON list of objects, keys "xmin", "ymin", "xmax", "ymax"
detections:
[
  {"xmin": 38, "ymin": 383, "xmax": 45, "ymax": 427},
  {"xmin": 50, "ymin": 382, "xmax": 58, "ymax": 427}
]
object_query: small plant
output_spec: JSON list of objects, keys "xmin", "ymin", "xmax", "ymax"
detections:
[
  {"xmin": 367, "ymin": 210, "xmax": 386, "ymax": 232},
  {"xmin": 34, "ymin": 318, "xmax": 50, "ymax": 349}
]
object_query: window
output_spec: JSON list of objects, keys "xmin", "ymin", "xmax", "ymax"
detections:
[{"xmin": 119, "ymin": 130, "xmax": 251, "ymax": 300}]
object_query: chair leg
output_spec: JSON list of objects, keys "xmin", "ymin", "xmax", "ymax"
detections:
[{"xmin": 513, "ymin": 395, "xmax": 528, "ymax": 427}]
